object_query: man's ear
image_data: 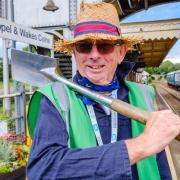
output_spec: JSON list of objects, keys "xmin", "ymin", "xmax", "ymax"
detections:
[{"xmin": 118, "ymin": 44, "xmax": 128, "ymax": 64}]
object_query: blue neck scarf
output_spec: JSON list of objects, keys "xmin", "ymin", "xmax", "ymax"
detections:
[{"xmin": 73, "ymin": 72, "xmax": 119, "ymax": 105}]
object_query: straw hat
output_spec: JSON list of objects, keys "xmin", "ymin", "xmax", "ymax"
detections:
[{"xmin": 55, "ymin": 2, "xmax": 141, "ymax": 54}]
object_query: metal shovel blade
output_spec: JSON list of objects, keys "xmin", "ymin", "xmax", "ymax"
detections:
[{"xmin": 11, "ymin": 49, "xmax": 56, "ymax": 87}]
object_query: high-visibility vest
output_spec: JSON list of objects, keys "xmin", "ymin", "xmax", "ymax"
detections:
[{"xmin": 27, "ymin": 80, "xmax": 161, "ymax": 180}]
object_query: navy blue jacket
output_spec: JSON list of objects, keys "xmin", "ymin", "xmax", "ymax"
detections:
[{"xmin": 27, "ymin": 63, "xmax": 172, "ymax": 180}]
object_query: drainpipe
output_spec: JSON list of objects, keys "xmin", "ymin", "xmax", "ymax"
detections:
[
  {"xmin": 69, "ymin": 0, "xmax": 77, "ymax": 77},
  {"xmin": 2, "ymin": 0, "xmax": 11, "ymax": 117}
]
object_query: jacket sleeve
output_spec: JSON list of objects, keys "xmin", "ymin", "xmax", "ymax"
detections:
[{"xmin": 27, "ymin": 96, "xmax": 132, "ymax": 180}]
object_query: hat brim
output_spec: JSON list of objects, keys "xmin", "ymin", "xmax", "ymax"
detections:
[{"xmin": 55, "ymin": 33, "xmax": 142, "ymax": 55}]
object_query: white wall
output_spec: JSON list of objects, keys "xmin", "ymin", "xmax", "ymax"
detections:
[
  {"xmin": 13, "ymin": 0, "xmax": 104, "ymax": 27},
  {"xmin": 14, "ymin": 0, "xmax": 69, "ymax": 27}
]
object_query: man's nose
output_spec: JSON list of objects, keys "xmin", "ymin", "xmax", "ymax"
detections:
[{"xmin": 88, "ymin": 45, "xmax": 101, "ymax": 60}]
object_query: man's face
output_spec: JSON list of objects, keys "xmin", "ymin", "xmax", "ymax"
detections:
[{"xmin": 74, "ymin": 40, "xmax": 127, "ymax": 85}]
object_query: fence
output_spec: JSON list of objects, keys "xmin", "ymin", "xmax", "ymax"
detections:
[{"xmin": 0, "ymin": 85, "xmax": 32, "ymax": 138}]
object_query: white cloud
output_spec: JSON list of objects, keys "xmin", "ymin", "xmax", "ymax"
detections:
[
  {"xmin": 164, "ymin": 40, "xmax": 180, "ymax": 64},
  {"xmin": 164, "ymin": 57, "xmax": 180, "ymax": 64}
]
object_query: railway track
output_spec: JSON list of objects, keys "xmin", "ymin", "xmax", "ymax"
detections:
[
  {"xmin": 155, "ymin": 84, "xmax": 180, "ymax": 115},
  {"xmin": 155, "ymin": 83, "xmax": 180, "ymax": 179}
]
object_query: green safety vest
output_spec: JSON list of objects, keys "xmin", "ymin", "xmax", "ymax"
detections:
[{"xmin": 27, "ymin": 80, "xmax": 161, "ymax": 180}]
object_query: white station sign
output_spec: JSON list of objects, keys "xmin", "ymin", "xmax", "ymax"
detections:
[{"xmin": 0, "ymin": 18, "xmax": 53, "ymax": 49}]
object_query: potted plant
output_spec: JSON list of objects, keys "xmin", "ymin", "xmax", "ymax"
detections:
[{"xmin": 0, "ymin": 132, "xmax": 30, "ymax": 180}]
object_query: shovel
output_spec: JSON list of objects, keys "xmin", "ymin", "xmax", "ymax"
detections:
[
  {"xmin": 11, "ymin": 49, "xmax": 180, "ymax": 141},
  {"xmin": 11, "ymin": 49, "xmax": 56, "ymax": 87}
]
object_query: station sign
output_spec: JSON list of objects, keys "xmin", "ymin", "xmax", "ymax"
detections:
[{"xmin": 0, "ymin": 17, "xmax": 53, "ymax": 49}]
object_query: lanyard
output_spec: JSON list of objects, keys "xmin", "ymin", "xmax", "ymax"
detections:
[{"xmin": 86, "ymin": 90, "xmax": 118, "ymax": 146}]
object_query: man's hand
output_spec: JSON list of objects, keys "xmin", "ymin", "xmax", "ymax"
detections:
[{"xmin": 125, "ymin": 110, "xmax": 180, "ymax": 165}]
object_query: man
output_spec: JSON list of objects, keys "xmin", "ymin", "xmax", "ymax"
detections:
[{"xmin": 27, "ymin": 2, "xmax": 180, "ymax": 180}]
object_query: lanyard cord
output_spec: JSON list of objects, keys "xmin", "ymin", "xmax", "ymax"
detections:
[{"xmin": 86, "ymin": 90, "xmax": 118, "ymax": 146}]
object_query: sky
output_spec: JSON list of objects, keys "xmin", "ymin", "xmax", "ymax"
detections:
[
  {"xmin": 122, "ymin": 2, "xmax": 180, "ymax": 64},
  {"xmin": 0, "ymin": 2, "xmax": 180, "ymax": 64}
]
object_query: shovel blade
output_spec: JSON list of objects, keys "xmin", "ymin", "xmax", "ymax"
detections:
[{"xmin": 11, "ymin": 49, "xmax": 56, "ymax": 87}]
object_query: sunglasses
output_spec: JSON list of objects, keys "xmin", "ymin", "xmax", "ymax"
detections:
[{"xmin": 74, "ymin": 40, "xmax": 121, "ymax": 54}]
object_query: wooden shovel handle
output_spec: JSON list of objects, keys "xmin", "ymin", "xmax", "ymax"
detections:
[
  {"xmin": 176, "ymin": 134, "xmax": 180, "ymax": 141},
  {"xmin": 111, "ymin": 99, "xmax": 180, "ymax": 141}
]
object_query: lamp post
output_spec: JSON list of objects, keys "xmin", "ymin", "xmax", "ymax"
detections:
[
  {"xmin": 43, "ymin": 0, "xmax": 59, "ymax": 12},
  {"xmin": 9, "ymin": 0, "xmax": 22, "ymax": 134},
  {"xmin": 2, "ymin": 0, "xmax": 11, "ymax": 117}
]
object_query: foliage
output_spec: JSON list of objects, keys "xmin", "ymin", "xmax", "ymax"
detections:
[
  {"xmin": 0, "ymin": 140, "xmax": 15, "ymax": 173},
  {"xmin": 22, "ymin": 46, "xmax": 37, "ymax": 53},
  {"xmin": 0, "ymin": 111, "xmax": 9, "ymax": 121},
  {"xmin": 158, "ymin": 61, "xmax": 175, "ymax": 73},
  {"xmin": 0, "ymin": 60, "xmax": 2, "ymax": 81},
  {"xmin": 0, "ymin": 133, "xmax": 30, "ymax": 174},
  {"xmin": 174, "ymin": 63, "xmax": 180, "ymax": 71},
  {"xmin": 145, "ymin": 60, "xmax": 180, "ymax": 75},
  {"xmin": 0, "ymin": 163, "xmax": 14, "ymax": 173},
  {"xmin": 0, "ymin": 140, "xmax": 12, "ymax": 163},
  {"xmin": 148, "ymin": 76, "xmax": 152, "ymax": 83}
]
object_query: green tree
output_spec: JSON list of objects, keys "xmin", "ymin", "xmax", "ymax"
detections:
[
  {"xmin": 174, "ymin": 63, "xmax": 180, "ymax": 71},
  {"xmin": 144, "ymin": 67, "xmax": 154, "ymax": 75},
  {"xmin": 22, "ymin": 46, "xmax": 37, "ymax": 53},
  {"xmin": 159, "ymin": 60, "xmax": 175, "ymax": 73},
  {"xmin": 144, "ymin": 60, "xmax": 180, "ymax": 75}
]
